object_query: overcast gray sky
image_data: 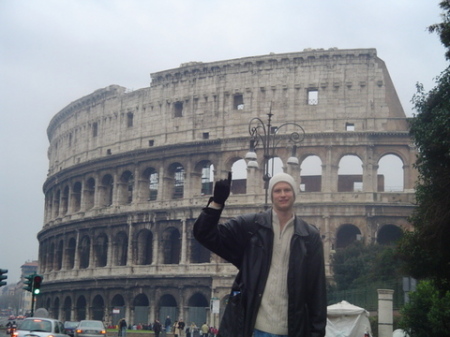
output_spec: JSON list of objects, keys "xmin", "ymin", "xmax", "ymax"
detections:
[{"xmin": 0, "ymin": 0, "xmax": 448, "ymax": 283}]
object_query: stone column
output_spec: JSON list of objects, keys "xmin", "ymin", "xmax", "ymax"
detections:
[
  {"xmin": 180, "ymin": 219, "xmax": 187, "ymax": 264},
  {"xmin": 377, "ymin": 289, "xmax": 394, "ymax": 337}
]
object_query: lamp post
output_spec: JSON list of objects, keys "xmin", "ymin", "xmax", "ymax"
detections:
[{"xmin": 245, "ymin": 110, "xmax": 305, "ymax": 209}]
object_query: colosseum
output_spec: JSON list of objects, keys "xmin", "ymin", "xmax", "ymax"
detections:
[{"xmin": 37, "ymin": 48, "xmax": 417, "ymax": 328}]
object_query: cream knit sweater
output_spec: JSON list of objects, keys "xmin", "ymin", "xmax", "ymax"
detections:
[{"xmin": 254, "ymin": 213, "xmax": 294, "ymax": 335}]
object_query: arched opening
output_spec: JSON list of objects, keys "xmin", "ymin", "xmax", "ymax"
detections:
[
  {"xmin": 66, "ymin": 238, "xmax": 76, "ymax": 269},
  {"xmin": 85, "ymin": 177, "xmax": 95, "ymax": 210},
  {"xmin": 63, "ymin": 296, "xmax": 72, "ymax": 321},
  {"xmin": 48, "ymin": 243, "xmax": 55, "ymax": 271},
  {"xmin": 159, "ymin": 294, "xmax": 178, "ymax": 328},
  {"xmin": 231, "ymin": 159, "xmax": 247, "ymax": 194},
  {"xmin": 338, "ymin": 155, "xmax": 363, "ymax": 192},
  {"xmin": 79, "ymin": 235, "xmax": 91, "ymax": 269},
  {"xmin": 377, "ymin": 225, "xmax": 403, "ymax": 245},
  {"xmin": 169, "ymin": 163, "xmax": 185, "ymax": 199},
  {"xmin": 94, "ymin": 234, "xmax": 108, "ymax": 267},
  {"xmin": 76, "ymin": 296, "xmax": 87, "ymax": 321},
  {"xmin": 101, "ymin": 174, "xmax": 114, "ymax": 207},
  {"xmin": 133, "ymin": 294, "xmax": 150, "ymax": 325},
  {"xmin": 377, "ymin": 154, "xmax": 404, "ymax": 192},
  {"xmin": 72, "ymin": 181, "xmax": 82, "ymax": 212},
  {"xmin": 111, "ymin": 294, "xmax": 125, "ymax": 326},
  {"xmin": 62, "ymin": 186, "xmax": 69, "ymax": 215},
  {"xmin": 92, "ymin": 295, "xmax": 105, "ymax": 321},
  {"xmin": 162, "ymin": 227, "xmax": 181, "ymax": 264},
  {"xmin": 190, "ymin": 238, "xmax": 210, "ymax": 263},
  {"xmin": 119, "ymin": 170, "xmax": 134, "ymax": 204},
  {"xmin": 200, "ymin": 161, "xmax": 214, "ymax": 195},
  {"xmin": 336, "ymin": 224, "xmax": 362, "ymax": 248},
  {"xmin": 143, "ymin": 167, "xmax": 158, "ymax": 201},
  {"xmin": 187, "ymin": 293, "xmax": 209, "ymax": 327},
  {"xmin": 135, "ymin": 229, "xmax": 153, "ymax": 265},
  {"xmin": 300, "ymin": 155, "xmax": 322, "ymax": 192},
  {"xmin": 53, "ymin": 297, "xmax": 60, "ymax": 320},
  {"xmin": 56, "ymin": 240, "xmax": 63, "ymax": 270},
  {"xmin": 115, "ymin": 232, "xmax": 128, "ymax": 266}
]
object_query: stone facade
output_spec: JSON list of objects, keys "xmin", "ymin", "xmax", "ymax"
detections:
[{"xmin": 37, "ymin": 48, "xmax": 417, "ymax": 328}]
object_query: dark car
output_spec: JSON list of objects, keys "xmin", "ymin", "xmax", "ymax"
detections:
[
  {"xmin": 74, "ymin": 320, "xmax": 106, "ymax": 337},
  {"xmin": 64, "ymin": 321, "xmax": 79, "ymax": 337}
]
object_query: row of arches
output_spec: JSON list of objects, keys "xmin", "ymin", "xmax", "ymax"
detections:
[
  {"xmin": 44, "ymin": 153, "xmax": 406, "ymax": 223},
  {"xmin": 43, "ymin": 290, "xmax": 212, "ymax": 327},
  {"xmin": 39, "ymin": 218, "xmax": 402, "ymax": 274}
]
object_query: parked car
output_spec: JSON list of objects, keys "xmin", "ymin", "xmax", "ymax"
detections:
[
  {"xmin": 74, "ymin": 320, "xmax": 106, "ymax": 337},
  {"xmin": 64, "ymin": 321, "xmax": 79, "ymax": 337},
  {"xmin": 13, "ymin": 317, "xmax": 69, "ymax": 337}
]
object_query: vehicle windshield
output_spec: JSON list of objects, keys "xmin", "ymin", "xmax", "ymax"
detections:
[
  {"xmin": 65, "ymin": 322, "xmax": 78, "ymax": 328},
  {"xmin": 20, "ymin": 319, "xmax": 52, "ymax": 332},
  {"xmin": 79, "ymin": 321, "xmax": 103, "ymax": 328}
]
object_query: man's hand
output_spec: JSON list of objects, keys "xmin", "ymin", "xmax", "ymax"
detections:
[{"xmin": 213, "ymin": 172, "xmax": 232, "ymax": 205}]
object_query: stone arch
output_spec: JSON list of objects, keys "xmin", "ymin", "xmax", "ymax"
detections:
[
  {"xmin": 231, "ymin": 158, "xmax": 247, "ymax": 194},
  {"xmin": 186, "ymin": 292, "xmax": 209, "ymax": 326},
  {"xmin": 190, "ymin": 235, "xmax": 210, "ymax": 263},
  {"xmin": 62, "ymin": 185, "xmax": 70, "ymax": 215},
  {"xmin": 119, "ymin": 170, "xmax": 134, "ymax": 205},
  {"xmin": 158, "ymin": 294, "xmax": 178, "ymax": 326},
  {"xmin": 53, "ymin": 189, "xmax": 61, "ymax": 217},
  {"xmin": 79, "ymin": 235, "xmax": 91, "ymax": 269},
  {"xmin": 194, "ymin": 160, "xmax": 214, "ymax": 196},
  {"xmin": 114, "ymin": 231, "xmax": 128, "ymax": 266},
  {"xmin": 162, "ymin": 227, "xmax": 181, "ymax": 264},
  {"xmin": 48, "ymin": 242, "xmax": 55, "ymax": 271},
  {"xmin": 338, "ymin": 155, "xmax": 363, "ymax": 192},
  {"xmin": 53, "ymin": 297, "xmax": 60, "ymax": 320},
  {"xmin": 76, "ymin": 295, "xmax": 87, "ymax": 321},
  {"xmin": 133, "ymin": 293, "xmax": 150, "ymax": 325},
  {"xmin": 168, "ymin": 163, "xmax": 185, "ymax": 199},
  {"xmin": 111, "ymin": 294, "xmax": 126, "ymax": 326},
  {"xmin": 300, "ymin": 155, "xmax": 323, "ymax": 192},
  {"xmin": 85, "ymin": 177, "xmax": 96, "ymax": 210},
  {"xmin": 94, "ymin": 233, "xmax": 108, "ymax": 267},
  {"xmin": 100, "ymin": 174, "xmax": 114, "ymax": 207},
  {"xmin": 66, "ymin": 237, "xmax": 76, "ymax": 269},
  {"xmin": 72, "ymin": 181, "xmax": 82, "ymax": 212},
  {"xmin": 134, "ymin": 229, "xmax": 153, "ymax": 265},
  {"xmin": 377, "ymin": 224, "xmax": 403, "ymax": 245},
  {"xmin": 92, "ymin": 295, "xmax": 105, "ymax": 321},
  {"xmin": 336, "ymin": 224, "xmax": 362, "ymax": 248},
  {"xmin": 56, "ymin": 239, "xmax": 63, "ymax": 270},
  {"xmin": 142, "ymin": 167, "xmax": 159, "ymax": 201},
  {"xmin": 63, "ymin": 296, "xmax": 72, "ymax": 321},
  {"xmin": 377, "ymin": 154, "xmax": 404, "ymax": 192}
]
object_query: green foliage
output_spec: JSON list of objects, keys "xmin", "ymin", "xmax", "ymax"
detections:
[
  {"xmin": 331, "ymin": 241, "xmax": 402, "ymax": 291},
  {"xmin": 428, "ymin": 0, "xmax": 450, "ymax": 60},
  {"xmin": 399, "ymin": 280, "xmax": 450, "ymax": 337}
]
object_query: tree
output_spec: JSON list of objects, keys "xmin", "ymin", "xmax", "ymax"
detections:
[
  {"xmin": 397, "ymin": 0, "xmax": 450, "ymax": 292},
  {"xmin": 331, "ymin": 241, "xmax": 402, "ymax": 291}
]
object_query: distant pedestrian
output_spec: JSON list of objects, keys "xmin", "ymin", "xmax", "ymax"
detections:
[
  {"xmin": 165, "ymin": 316, "xmax": 172, "ymax": 333},
  {"xmin": 201, "ymin": 323, "xmax": 209, "ymax": 337},
  {"xmin": 153, "ymin": 320, "xmax": 162, "ymax": 337},
  {"xmin": 118, "ymin": 318, "xmax": 127, "ymax": 337}
]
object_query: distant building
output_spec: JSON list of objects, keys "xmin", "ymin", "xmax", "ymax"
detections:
[{"xmin": 20, "ymin": 260, "xmax": 38, "ymax": 314}]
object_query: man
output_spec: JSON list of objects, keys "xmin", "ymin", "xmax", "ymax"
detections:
[
  {"xmin": 201, "ymin": 323, "xmax": 209, "ymax": 337},
  {"xmin": 153, "ymin": 320, "xmax": 162, "ymax": 337},
  {"xmin": 193, "ymin": 172, "xmax": 327, "ymax": 337},
  {"xmin": 164, "ymin": 316, "xmax": 172, "ymax": 333}
]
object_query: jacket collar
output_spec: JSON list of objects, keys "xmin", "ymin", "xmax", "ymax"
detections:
[{"xmin": 256, "ymin": 209, "xmax": 310, "ymax": 237}]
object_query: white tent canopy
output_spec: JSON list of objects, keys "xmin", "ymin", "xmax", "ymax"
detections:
[{"xmin": 326, "ymin": 301, "xmax": 372, "ymax": 337}]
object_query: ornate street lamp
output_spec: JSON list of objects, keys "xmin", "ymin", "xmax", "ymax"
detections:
[{"xmin": 245, "ymin": 110, "xmax": 305, "ymax": 209}]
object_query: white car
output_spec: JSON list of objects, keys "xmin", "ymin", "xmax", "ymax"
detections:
[{"xmin": 14, "ymin": 317, "xmax": 70, "ymax": 337}]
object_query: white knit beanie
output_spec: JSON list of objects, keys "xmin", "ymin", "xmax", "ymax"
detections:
[{"xmin": 268, "ymin": 172, "xmax": 297, "ymax": 201}]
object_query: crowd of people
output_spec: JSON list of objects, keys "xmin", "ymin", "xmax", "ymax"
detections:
[{"xmin": 115, "ymin": 317, "xmax": 218, "ymax": 337}]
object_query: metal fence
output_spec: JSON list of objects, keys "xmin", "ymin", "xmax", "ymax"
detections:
[{"xmin": 327, "ymin": 279, "xmax": 405, "ymax": 311}]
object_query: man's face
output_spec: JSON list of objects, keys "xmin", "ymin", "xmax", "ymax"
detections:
[{"xmin": 272, "ymin": 181, "xmax": 295, "ymax": 212}]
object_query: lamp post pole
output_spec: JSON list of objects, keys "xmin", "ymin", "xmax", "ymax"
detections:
[{"xmin": 245, "ymin": 111, "xmax": 305, "ymax": 209}]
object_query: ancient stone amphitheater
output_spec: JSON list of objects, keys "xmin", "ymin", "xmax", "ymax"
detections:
[{"xmin": 37, "ymin": 48, "xmax": 417, "ymax": 327}]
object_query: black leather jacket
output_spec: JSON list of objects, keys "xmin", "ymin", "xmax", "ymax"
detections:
[{"xmin": 193, "ymin": 207, "xmax": 327, "ymax": 337}]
